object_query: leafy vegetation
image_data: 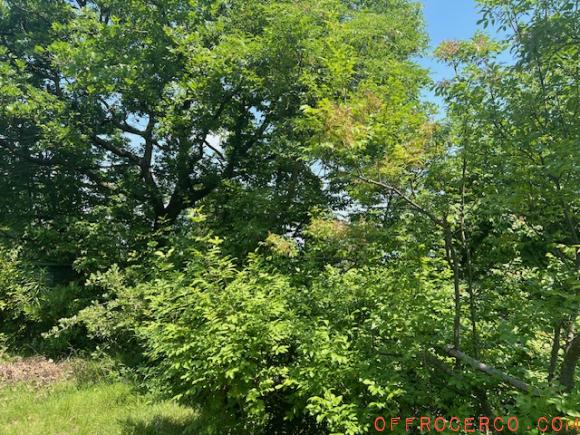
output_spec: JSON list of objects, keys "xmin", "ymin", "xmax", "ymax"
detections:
[
  {"xmin": 0, "ymin": 0, "xmax": 578, "ymax": 433},
  {"xmin": 0, "ymin": 380, "xmax": 199, "ymax": 434}
]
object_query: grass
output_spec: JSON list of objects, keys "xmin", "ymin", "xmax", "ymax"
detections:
[{"xmin": 0, "ymin": 380, "xmax": 200, "ymax": 435}]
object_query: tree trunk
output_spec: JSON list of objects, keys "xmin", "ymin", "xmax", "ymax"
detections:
[
  {"xmin": 459, "ymin": 145, "xmax": 480, "ymax": 359},
  {"xmin": 444, "ymin": 224, "xmax": 462, "ymax": 353},
  {"xmin": 559, "ymin": 334, "xmax": 580, "ymax": 392},
  {"xmin": 548, "ymin": 321, "xmax": 562, "ymax": 384}
]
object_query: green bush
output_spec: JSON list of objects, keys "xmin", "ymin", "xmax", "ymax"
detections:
[
  {"xmin": 0, "ymin": 247, "xmax": 98, "ymax": 354},
  {"xmin": 58, "ymin": 225, "xmax": 454, "ymax": 433},
  {"xmin": 45, "ymin": 223, "xmax": 580, "ymax": 433},
  {"xmin": 0, "ymin": 248, "xmax": 44, "ymax": 344}
]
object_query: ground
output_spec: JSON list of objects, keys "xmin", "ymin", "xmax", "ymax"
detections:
[{"xmin": 0, "ymin": 356, "xmax": 199, "ymax": 435}]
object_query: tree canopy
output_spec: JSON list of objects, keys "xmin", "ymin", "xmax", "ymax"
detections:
[{"xmin": 0, "ymin": 0, "xmax": 578, "ymax": 433}]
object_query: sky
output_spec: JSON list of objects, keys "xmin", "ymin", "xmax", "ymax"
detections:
[
  {"xmin": 419, "ymin": 0, "xmax": 482, "ymax": 81},
  {"xmin": 417, "ymin": 0, "xmax": 482, "ymax": 110}
]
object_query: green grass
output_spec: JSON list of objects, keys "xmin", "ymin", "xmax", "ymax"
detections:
[{"xmin": 0, "ymin": 381, "xmax": 200, "ymax": 435}]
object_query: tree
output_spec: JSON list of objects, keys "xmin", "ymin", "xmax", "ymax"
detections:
[
  {"xmin": 436, "ymin": 0, "xmax": 579, "ymax": 392},
  {"xmin": 302, "ymin": 0, "xmax": 579, "ymax": 418},
  {"xmin": 1, "ymin": 0, "xmax": 423, "ymax": 259}
]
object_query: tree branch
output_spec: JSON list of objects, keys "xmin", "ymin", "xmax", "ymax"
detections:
[
  {"xmin": 355, "ymin": 174, "xmax": 444, "ymax": 226},
  {"xmin": 92, "ymin": 135, "xmax": 141, "ymax": 165},
  {"xmin": 442, "ymin": 345, "xmax": 542, "ymax": 396}
]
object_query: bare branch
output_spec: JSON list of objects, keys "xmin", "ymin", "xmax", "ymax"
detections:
[
  {"xmin": 443, "ymin": 345, "xmax": 542, "ymax": 396},
  {"xmin": 355, "ymin": 174, "xmax": 444, "ymax": 226},
  {"xmin": 92, "ymin": 135, "xmax": 141, "ymax": 165},
  {"xmin": 203, "ymin": 138, "xmax": 226, "ymax": 161}
]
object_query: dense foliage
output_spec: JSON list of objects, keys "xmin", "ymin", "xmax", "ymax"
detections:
[{"xmin": 0, "ymin": 0, "xmax": 578, "ymax": 433}]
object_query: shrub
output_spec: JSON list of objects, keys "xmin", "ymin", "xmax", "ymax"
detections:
[
  {"xmin": 48, "ymin": 225, "xmax": 580, "ymax": 433},
  {"xmin": 62, "ymin": 225, "xmax": 451, "ymax": 433},
  {"xmin": 0, "ymin": 248, "xmax": 44, "ymax": 345},
  {"xmin": 0, "ymin": 247, "xmax": 99, "ymax": 354}
]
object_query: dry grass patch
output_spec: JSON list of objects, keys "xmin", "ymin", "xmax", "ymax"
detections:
[{"xmin": 0, "ymin": 356, "xmax": 73, "ymax": 387}]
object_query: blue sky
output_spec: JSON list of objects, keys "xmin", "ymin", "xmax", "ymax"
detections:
[
  {"xmin": 419, "ymin": 0, "xmax": 482, "ymax": 82},
  {"xmin": 417, "ymin": 1, "xmax": 514, "ymax": 112},
  {"xmin": 417, "ymin": 0, "xmax": 485, "ymax": 111}
]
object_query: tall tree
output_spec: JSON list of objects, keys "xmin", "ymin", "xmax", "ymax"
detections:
[
  {"xmin": 436, "ymin": 0, "xmax": 579, "ymax": 391},
  {"xmin": 0, "ymin": 0, "xmax": 424, "ymax": 263}
]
